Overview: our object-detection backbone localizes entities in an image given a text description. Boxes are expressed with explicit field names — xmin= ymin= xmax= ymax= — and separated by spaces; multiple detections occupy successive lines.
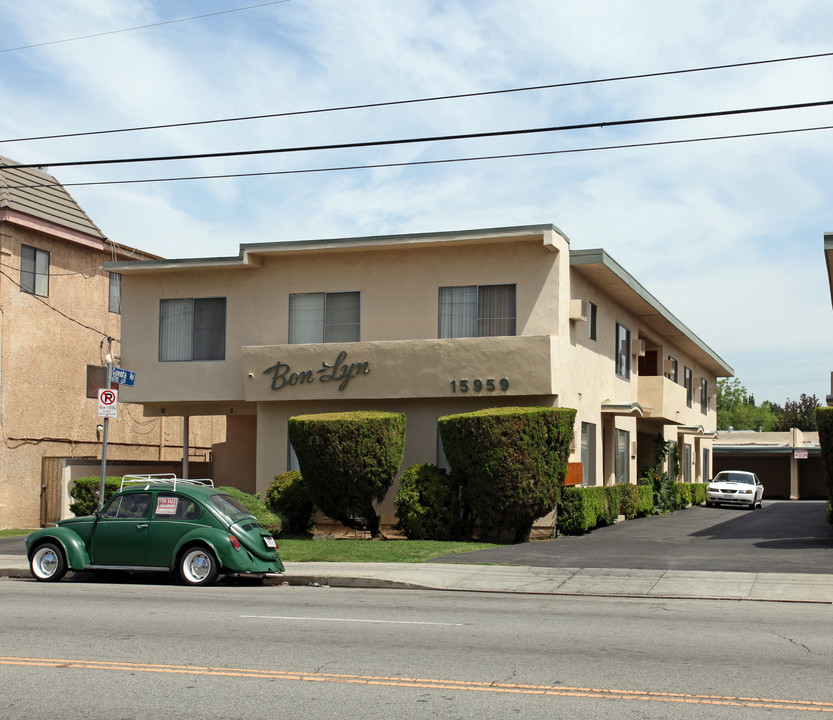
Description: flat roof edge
xmin=570 ymin=248 xmax=733 ymax=376
xmin=106 ymin=224 xmax=571 ymax=273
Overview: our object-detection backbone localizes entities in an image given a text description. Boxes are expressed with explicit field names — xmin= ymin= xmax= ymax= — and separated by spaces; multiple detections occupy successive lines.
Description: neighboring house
xmin=109 ymin=224 xmax=732 ymax=531
xmin=0 ymin=157 xmax=224 ymax=529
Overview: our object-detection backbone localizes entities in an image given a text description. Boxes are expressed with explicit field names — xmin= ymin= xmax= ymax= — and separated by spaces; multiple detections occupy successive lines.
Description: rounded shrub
xmin=394 ymin=463 xmax=461 ymax=540
xmin=266 ymin=471 xmax=315 ymax=535
xmin=69 ymin=477 xmax=121 ymax=516
xmin=439 ymin=406 xmax=576 ymax=542
xmin=289 ymin=411 xmax=406 ymax=538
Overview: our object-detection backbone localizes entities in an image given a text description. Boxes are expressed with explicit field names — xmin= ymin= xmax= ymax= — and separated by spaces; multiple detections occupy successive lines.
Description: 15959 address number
xmin=449 ymin=378 xmax=510 ymax=393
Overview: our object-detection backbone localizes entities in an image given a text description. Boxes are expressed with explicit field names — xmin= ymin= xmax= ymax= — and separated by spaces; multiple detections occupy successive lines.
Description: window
xmin=588 ymin=302 xmax=597 ymax=341
xmin=437 ymin=426 xmax=450 ymax=472
xmin=159 ymin=297 xmax=226 ymax=361
xmin=684 ymin=367 xmax=693 ymax=407
xmin=581 ymin=422 xmax=597 ymax=485
xmin=683 ymin=443 xmax=692 ymax=483
xmin=666 ymin=355 xmax=678 ymax=382
xmin=438 ymin=284 xmax=516 ymax=338
xmin=86 ymin=365 xmax=115 ymax=398
xmin=700 ymin=378 xmax=709 ymax=414
xmin=21 ymin=244 xmax=49 ymax=296
xmin=615 ymin=322 xmax=631 ymax=379
xmin=615 ymin=429 xmax=630 ymax=484
xmin=109 ymin=273 xmax=122 ymax=313
xmin=289 ymin=291 xmax=360 ymax=344
xmin=103 ymin=492 xmax=151 ymax=519
xmin=703 ymin=448 xmax=710 ymax=482
xmin=287 ymin=435 xmax=300 ymax=472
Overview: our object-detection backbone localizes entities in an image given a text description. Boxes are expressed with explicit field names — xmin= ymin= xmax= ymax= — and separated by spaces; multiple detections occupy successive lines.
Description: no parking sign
xmin=97 ymin=388 xmax=118 ymax=418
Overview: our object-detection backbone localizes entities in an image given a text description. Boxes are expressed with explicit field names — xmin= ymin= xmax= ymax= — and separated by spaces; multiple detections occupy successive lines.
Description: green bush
xmin=690 ymin=483 xmax=707 ymax=505
xmin=266 ymin=471 xmax=315 ymax=535
xmin=817 ymin=407 xmax=833 ymax=525
xmin=439 ymin=406 xmax=576 ymax=542
xmin=636 ymin=484 xmax=654 ymax=516
xmin=69 ymin=477 xmax=121 ymax=516
xmin=394 ymin=463 xmax=463 ymax=540
xmin=289 ymin=411 xmax=406 ymax=538
xmin=216 ymin=486 xmax=284 ymax=535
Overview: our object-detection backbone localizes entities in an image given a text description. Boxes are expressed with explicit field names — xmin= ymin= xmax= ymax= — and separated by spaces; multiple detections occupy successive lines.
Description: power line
xmin=4 ymin=123 xmax=832 ymax=190
xmin=0 ymin=1 xmax=292 ymax=54
xmin=3 ymin=99 xmax=832 ymax=172
xmin=2 ymin=50 xmax=833 ymax=145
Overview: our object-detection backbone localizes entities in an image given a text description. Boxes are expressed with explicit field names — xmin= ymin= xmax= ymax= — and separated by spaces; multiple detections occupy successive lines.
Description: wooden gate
xmin=40 ymin=457 xmax=64 ymax=526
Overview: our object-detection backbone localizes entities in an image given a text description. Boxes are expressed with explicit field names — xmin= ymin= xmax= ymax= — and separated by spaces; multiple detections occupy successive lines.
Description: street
xmin=2 ymin=578 xmax=832 ymax=719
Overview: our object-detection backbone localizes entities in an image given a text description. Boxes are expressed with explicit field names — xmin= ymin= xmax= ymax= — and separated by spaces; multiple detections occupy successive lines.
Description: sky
xmin=0 ymin=0 xmax=831 ymax=407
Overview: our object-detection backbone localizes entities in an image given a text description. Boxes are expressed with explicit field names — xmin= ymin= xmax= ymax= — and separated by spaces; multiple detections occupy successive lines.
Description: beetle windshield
xmin=209 ymin=493 xmax=251 ymax=517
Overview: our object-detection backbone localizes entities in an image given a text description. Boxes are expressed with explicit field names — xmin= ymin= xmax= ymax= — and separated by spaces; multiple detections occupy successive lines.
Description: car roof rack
xmin=120 ymin=474 xmax=215 ymax=491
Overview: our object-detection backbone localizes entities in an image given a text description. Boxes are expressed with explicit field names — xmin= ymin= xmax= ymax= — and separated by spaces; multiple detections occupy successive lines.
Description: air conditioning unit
xmin=633 ymin=339 xmax=646 ymax=357
xmin=569 ymin=299 xmax=588 ymax=322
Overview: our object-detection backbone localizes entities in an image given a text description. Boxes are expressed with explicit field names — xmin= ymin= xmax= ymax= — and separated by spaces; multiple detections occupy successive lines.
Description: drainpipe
xmin=182 ymin=416 xmax=190 ymax=479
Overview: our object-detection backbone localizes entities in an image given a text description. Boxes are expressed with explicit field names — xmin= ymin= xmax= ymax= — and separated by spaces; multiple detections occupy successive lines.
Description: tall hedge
xmin=288 ymin=411 xmax=406 ymax=538
xmin=438 ymin=406 xmax=576 ymax=542
xmin=816 ymin=407 xmax=833 ymax=525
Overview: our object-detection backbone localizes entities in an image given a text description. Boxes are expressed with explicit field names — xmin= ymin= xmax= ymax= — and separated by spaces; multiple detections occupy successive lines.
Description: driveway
xmin=432 ymin=500 xmax=833 ymax=574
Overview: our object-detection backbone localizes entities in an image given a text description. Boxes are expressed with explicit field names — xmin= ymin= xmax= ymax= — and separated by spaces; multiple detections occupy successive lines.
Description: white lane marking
xmin=241 ymin=615 xmax=463 ymax=626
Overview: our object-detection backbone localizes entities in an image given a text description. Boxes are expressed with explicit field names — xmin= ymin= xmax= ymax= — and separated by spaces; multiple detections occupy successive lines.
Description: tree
xmin=772 ymin=394 xmax=820 ymax=432
xmin=715 ymin=379 xmax=778 ymax=431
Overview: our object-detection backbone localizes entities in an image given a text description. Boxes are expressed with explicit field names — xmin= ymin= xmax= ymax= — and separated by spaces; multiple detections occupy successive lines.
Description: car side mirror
xmin=94 ymin=511 xmax=102 ymax=520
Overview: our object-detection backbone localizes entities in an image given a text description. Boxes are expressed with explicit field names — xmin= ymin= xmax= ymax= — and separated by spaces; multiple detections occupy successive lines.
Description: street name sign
xmin=111 ymin=367 xmax=136 ymax=386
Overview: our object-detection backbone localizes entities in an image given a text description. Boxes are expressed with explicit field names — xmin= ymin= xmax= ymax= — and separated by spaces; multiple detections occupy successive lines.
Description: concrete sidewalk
xmin=3 ymin=555 xmax=832 ymax=603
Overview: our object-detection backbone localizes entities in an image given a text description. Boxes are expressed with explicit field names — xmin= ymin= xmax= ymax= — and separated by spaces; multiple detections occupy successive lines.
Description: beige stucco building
xmin=109 ymin=224 xmax=732 ymax=529
xmin=0 ymin=157 xmax=224 ymax=529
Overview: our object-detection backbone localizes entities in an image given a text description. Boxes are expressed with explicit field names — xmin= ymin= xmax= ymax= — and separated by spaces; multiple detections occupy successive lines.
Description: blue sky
xmin=1 ymin=0 xmax=831 ymax=406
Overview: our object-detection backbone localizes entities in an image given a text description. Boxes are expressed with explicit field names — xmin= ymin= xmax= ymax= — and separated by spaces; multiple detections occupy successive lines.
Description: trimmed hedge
xmin=216 ymin=486 xmax=284 ymax=535
xmin=266 ymin=471 xmax=315 ymax=535
xmin=439 ymin=406 xmax=576 ymax=542
xmin=816 ymin=407 xmax=833 ymax=524
xmin=69 ymin=476 xmax=121 ymax=516
xmin=393 ymin=463 xmax=463 ymax=541
xmin=289 ymin=411 xmax=406 ymax=538
xmin=558 ymin=483 xmax=705 ymax=535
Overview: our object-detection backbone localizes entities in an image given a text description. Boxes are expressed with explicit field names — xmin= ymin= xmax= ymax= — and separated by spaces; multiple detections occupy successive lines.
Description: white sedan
xmin=706 ymin=471 xmax=764 ymax=509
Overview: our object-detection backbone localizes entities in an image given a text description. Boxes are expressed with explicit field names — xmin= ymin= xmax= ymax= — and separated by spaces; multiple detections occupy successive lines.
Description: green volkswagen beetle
xmin=26 ymin=475 xmax=285 ymax=586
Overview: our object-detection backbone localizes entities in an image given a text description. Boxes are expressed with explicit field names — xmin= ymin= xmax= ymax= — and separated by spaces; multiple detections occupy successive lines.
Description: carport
xmin=713 ymin=429 xmax=824 ymax=500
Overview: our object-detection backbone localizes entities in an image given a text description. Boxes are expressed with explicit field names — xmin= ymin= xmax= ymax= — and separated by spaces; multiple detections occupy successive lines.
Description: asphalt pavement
xmin=2 ymin=500 xmax=832 ymax=603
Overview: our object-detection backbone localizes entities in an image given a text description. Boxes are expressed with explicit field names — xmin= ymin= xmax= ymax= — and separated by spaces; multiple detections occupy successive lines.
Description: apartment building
xmin=0 ymin=157 xmax=224 ymax=528
xmin=108 ymin=224 xmax=732 ymax=529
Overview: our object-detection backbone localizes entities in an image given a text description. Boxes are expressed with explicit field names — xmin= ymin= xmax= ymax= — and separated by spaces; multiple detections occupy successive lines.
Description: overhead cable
xmin=5 ymin=123 xmax=832 ymax=189
xmin=2 ymin=50 xmax=833 ymax=144
xmin=3 ymin=98 xmax=833 ymax=172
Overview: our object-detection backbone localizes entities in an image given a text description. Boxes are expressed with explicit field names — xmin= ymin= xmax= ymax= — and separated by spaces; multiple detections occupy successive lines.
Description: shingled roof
xmin=0 ymin=156 xmax=107 ymax=240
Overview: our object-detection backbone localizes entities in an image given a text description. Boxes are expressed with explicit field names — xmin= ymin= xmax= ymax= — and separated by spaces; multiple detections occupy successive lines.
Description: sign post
xmin=98 ymin=355 xmax=114 ymax=509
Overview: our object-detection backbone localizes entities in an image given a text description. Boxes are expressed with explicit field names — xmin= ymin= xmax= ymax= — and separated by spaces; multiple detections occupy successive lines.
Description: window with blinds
xmin=438 ymin=284 xmax=516 ymax=338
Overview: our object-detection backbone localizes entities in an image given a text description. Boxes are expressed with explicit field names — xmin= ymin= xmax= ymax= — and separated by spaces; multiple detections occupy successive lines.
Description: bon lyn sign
xmin=263 ymin=350 xmax=370 ymax=392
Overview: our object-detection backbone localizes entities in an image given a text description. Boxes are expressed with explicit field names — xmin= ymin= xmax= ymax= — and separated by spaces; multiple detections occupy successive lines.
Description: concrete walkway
xmin=3 ymin=555 xmax=832 ymax=603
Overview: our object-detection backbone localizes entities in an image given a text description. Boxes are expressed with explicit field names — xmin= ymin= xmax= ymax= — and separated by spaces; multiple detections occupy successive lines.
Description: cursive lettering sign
xmin=263 ymin=350 xmax=371 ymax=392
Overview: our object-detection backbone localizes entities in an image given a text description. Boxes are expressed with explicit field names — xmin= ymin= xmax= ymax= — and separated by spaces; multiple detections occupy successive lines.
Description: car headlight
xmin=739 ymin=489 xmax=753 ymax=494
